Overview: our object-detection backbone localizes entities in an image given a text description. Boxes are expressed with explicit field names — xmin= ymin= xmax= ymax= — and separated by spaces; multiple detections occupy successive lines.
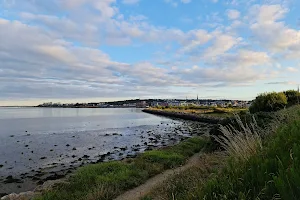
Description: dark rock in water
xmin=112 ymin=133 xmax=119 ymax=136
xmin=66 ymin=144 xmax=70 ymax=147
xmin=40 ymin=157 xmax=47 ymax=160
xmin=54 ymin=145 xmax=58 ymax=146
xmin=0 ymin=165 xmax=3 ymax=168
xmin=144 ymin=142 xmax=147 ymax=145
xmin=88 ymin=148 xmax=92 ymax=150
xmin=78 ymin=158 xmax=82 ymax=161
xmin=119 ymin=153 xmax=123 ymax=156
xmin=72 ymin=136 xmax=75 ymax=138
xmin=10 ymin=135 xmax=14 ymax=137
xmin=72 ymin=147 xmax=77 ymax=150
xmin=50 ymin=149 xmax=54 ymax=152
xmin=120 ymin=147 xmax=127 ymax=151
xmin=25 ymin=131 xmax=28 ymax=132
xmin=0 ymin=193 xmax=8 ymax=198
xmin=4 ymin=175 xmax=23 ymax=184
xmin=25 ymin=145 xmax=29 ymax=147
xmin=26 ymin=134 xmax=31 ymax=136
xmin=82 ymin=155 xmax=89 ymax=159
xmin=72 ymin=155 xmax=76 ymax=158
xmin=105 ymin=134 xmax=110 ymax=136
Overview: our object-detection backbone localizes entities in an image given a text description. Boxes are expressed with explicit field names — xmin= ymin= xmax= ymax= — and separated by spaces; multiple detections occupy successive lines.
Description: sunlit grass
xmin=34 ymin=137 xmax=208 ymax=200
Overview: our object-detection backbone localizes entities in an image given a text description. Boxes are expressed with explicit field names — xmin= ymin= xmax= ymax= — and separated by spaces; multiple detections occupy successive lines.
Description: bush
xmin=284 ymin=90 xmax=300 ymax=106
xmin=249 ymin=92 xmax=287 ymax=113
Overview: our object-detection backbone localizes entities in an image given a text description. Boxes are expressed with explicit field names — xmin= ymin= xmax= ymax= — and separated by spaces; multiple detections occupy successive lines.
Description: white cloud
xmin=286 ymin=67 xmax=299 ymax=72
xmin=202 ymin=33 xmax=242 ymax=59
xmin=227 ymin=9 xmax=240 ymax=20
xmin=250 ymin=4 xmax=300 ymax=59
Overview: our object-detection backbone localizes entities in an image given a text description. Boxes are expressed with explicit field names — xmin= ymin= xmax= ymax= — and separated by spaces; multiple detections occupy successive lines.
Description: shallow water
xmin=0 ymin=107 xmax=210 ymax=194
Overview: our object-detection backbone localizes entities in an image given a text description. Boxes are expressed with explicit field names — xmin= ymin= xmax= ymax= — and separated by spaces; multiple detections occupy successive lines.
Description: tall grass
xmin=213 ymin=114 xmax=263 ymax=161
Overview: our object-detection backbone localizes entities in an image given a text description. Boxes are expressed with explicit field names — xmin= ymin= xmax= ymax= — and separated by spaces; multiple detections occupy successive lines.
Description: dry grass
xmin=213 ymin=114 xmax=263 ymax=161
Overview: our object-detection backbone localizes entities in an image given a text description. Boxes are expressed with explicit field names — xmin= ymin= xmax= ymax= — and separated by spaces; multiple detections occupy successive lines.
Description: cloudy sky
xmin=0 ymin=0 xmax=300 ymax=106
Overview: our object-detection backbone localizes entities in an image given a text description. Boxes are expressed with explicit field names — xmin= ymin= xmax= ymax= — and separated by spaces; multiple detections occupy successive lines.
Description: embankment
xmin=142 ymin=109 xmax=223 ymax=124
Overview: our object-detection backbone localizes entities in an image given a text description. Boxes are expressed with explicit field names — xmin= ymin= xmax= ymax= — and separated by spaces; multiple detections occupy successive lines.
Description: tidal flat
xmin=0 ymin=107 xmax=212 ymax=195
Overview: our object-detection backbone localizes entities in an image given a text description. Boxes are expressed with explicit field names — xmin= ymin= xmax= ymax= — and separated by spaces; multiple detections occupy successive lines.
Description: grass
xmin=142 ymin=105 xmax=300 ymax=200
xmin=199 ymin=120 xmax=300 ymax=200
xmin=34 ymin=137 xmax=208 ymax=200
xmin=149 ymin=106 xmax=247 ymax=118
xmin=141 ymin=152 xmax=226 ymax=200
xmin=213 ymin=114 xmax=263 ymax=161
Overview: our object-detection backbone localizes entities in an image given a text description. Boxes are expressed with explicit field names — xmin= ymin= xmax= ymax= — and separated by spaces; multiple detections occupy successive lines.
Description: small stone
xmin=40 ymin=157 xmax=47 ymax=160
xmin=66 ymin=144 xmax=70 ymax=147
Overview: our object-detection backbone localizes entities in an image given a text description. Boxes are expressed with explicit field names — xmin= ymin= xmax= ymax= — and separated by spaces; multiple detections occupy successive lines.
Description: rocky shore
xmin=0 ymin=120 xmax=213 ymax=200
xmin=142 ymin=109 xmax=224 ymax=124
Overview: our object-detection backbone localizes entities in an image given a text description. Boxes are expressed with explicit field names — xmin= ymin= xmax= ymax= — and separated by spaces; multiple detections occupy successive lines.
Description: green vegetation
xmin=34 ymin=137 xmax=208 ymax=200
xmin=142 ymin=105 xmax=300 ymax=200
xmin=199 ymin=119 xmax=300 ymax=200
xmin=250 ymin=90 xmax=300 ymax=113
xmin=249 ymin=92 xmax=287 ymax=113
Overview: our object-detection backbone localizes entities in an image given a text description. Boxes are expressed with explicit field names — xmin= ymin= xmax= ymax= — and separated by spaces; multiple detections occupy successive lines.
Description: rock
xmin=72 ymin=147 xmax=76 ymax=150
xmin=0 ymin=165 xmax=3 ymax=168
xmin=40 ymin=157 xmax=47 ymax=160
xmin=9 ymin=135 xmax=14 ymax=138
xmin=0 ymin=192 xmax=35 ymax=200
xmin=4 ymin=176 xmax=22 ymax=184
xmin=66 ymin=144 xmax=70 ymax=147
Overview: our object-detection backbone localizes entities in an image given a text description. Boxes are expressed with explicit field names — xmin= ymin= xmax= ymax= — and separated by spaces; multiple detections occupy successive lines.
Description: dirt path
xmin=114 ymin=152 xmax=203 ymax=200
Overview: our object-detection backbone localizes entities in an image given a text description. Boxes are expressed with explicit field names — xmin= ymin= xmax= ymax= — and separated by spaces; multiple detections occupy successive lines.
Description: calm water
xmin=0 ymin=107 xmax=204 ymax=194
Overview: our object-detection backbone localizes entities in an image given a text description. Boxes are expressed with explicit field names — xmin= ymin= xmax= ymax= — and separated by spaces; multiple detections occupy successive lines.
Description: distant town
xmin=37 ymin=96 xmax=252 ymax=108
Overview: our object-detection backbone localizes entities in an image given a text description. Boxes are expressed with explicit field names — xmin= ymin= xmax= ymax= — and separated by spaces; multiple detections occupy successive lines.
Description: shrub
xmin=284 ymin=90 xmax=300 ymax=106
xmin=249 ymin=92 xmax=287 ymax=113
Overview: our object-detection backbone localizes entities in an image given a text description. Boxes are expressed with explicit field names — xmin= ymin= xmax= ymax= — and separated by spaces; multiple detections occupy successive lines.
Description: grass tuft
xmin=213 ymin=114 xmax=263 ymax=161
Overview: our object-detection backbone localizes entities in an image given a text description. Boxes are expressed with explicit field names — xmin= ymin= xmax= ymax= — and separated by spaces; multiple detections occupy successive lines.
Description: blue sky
xmin=0 ymin=0 xmax=300 ymax=106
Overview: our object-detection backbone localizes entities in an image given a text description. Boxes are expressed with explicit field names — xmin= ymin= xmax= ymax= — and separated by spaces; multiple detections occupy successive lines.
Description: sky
xmin=0 ymin=0 xmax=300 ymax=106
